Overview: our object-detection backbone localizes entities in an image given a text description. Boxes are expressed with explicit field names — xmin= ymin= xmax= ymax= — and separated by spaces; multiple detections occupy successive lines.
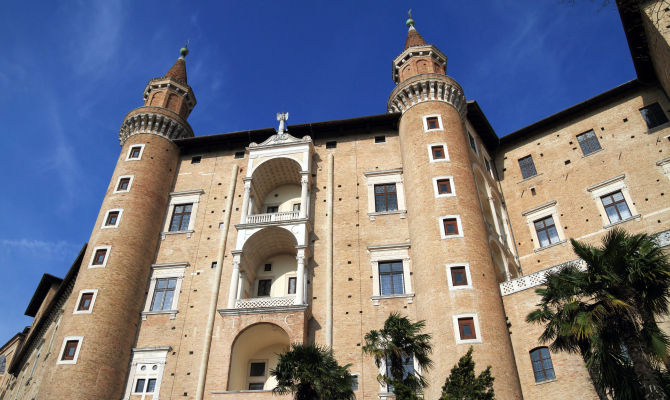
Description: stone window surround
xmin=161 ymin=189 xmax=204 ymax=238
xmin=247 ymin=359 xmax=269 ymax=389
xmin=113 ymin=174 xmax=134 ymax=194
xmin=586 ymin=174 xmax=639 ymax=227
xmin=427 ymin=142 xmax=450 ymax=163
xmin=439 ymin=215 xmax=464 ymax=239
xmin=125 ymin=144 xmax=145 ymax=161
xmin=367 ymin=243 xmax=413 ymax=305
xmin=521 ymin=201 xmax=566 ymax=251
xmin=432 ymin=176 xmax=456 ymax=198
xmin=363 ymin=169 xmax=407 ymax=220
xmin=72 ymin=289 xmax=98 ymax=315
xmin=452 ymin=313 xmax=482 ymax=344
xmin=446 ymin=263 xmax=472 ymax=290
xmin=88 ymin=245 xmax=111 ymax=268
xmin=56 ymin=336 xmax=83 ymax=365
xmin=101 ymin=209 xmax=123 ymax=229
xmin=141 ymin=262 xmax=188 ymax=320
xmin=123 ymin=346 xmax=170 ymax=400
xmin=422 ymin=114 xmax=444 ymax=132
xmin=657 ymin=157 xmax=670 ymax=180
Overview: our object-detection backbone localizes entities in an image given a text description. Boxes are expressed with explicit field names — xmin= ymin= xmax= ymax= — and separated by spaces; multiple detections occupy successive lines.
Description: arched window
xmin=530 ymin=347 xmax=555 ymax=382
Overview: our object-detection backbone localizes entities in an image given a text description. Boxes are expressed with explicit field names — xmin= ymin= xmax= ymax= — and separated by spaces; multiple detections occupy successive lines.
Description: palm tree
xmin=270 ymin=343 xmax=356 ymax=400
xmin=362 ymin=312 xmax=433 ymax=399
xmin=527 ymin=228 xmax=670 ymax=400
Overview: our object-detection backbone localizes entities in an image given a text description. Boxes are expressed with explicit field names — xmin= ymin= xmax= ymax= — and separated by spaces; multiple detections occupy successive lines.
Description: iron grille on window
xmin=639 ymin=103 xmax=669 ymax=129
xmin=577 ymin=130 xmax=602 ymax=156
xmin=379 ymin=261 xmax=404 ymax=295
xmin=530 ymin=347 xmax=556 ymax=382
xmin=150 ymin=278 xmax=177 ymax=311
xmin=169 ymin=204 xmax=192 ymax=232
xmin=518 ymin=155 xmax=537 ymax=179
xmin=374 ymin=184 xmax=398 ymax=212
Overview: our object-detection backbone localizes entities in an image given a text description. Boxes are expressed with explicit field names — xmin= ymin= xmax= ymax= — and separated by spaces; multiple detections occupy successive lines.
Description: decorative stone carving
xmin=387 ymin=73 xmax=466 ymax=116
xmin=118 ymin=106 xmax=194 ymax=145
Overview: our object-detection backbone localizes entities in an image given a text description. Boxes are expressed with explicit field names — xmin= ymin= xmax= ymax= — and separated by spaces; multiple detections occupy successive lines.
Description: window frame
xmin=586 ymin=174 xmax=639 ymax=227
xmin=142 ymin=262 xmax=187 ymax=319
xmin=256 ymin=278 xmax=272 ymax=297
xmin=161 ymin=190 xmax=204 ymax=237
xmin=124 ymin=347 xmax=169 ymax=400
xmin=439 ymin=215 xmax=464 ymax=239
xmin=639 ymin=102 xmax=669 ymax=130
xmin=101 ymin=209 xmax=123 ymax=229
xmin=73 ymin=289 xmax=98 ymax=315
xmin=168 ymin=203 xmax=193 ymax=232
xmin=518 ymin=155 xmax=537 ymax=180
xmin=125 ymin=144 xmax=145 ymax=161
xmin=113 ymin=175 xmax=134 ymax=193
xmin=446 ymin=263 xmax=472 ymax=290
xmin=533 ymin=216 xmax=561 ymax=248
xmin=432 ymin=176 xmax=456 ymax=198
xmin=56 ymin=336 xmax=83 ymax=365
xmin=576 ymin=129 xmax=602 ymax=156
xmin=367 ymin=244 xmax=413 ymax=304
xmin=522 ymin=201 xmax=566 ymax=251
xmin=530 ymin=347 xmax=556 ymax=383
xmin=378 ymin=260 xmax=405 ymax=296
xmin=422 ymin=114 xmax=443 ymax=132
xmin=453 ymin=314 xmax=482 ymax=344
xmin=374 ymin=183 xmax=398 ymax=213
xmin=149 ymin=278 xmax=179 ymax=312
xmin=287 ymin=276 xmax=297 ymax=295
xmin=363 ymin=169 xmax=407 ymax=219
xmin=600 ymin=191 xmax=633 ymax=225
xmin=247 ymin=359 xmax=268 ymax=390
xmin=88 ymin=245 xmax=111 ymax=268
xmin=427 ymin=142 xmax=449 ymax=162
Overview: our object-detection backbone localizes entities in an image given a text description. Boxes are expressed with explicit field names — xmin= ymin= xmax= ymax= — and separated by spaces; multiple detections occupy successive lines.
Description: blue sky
xmin=0 ymin=1 xmax=634 ymax=342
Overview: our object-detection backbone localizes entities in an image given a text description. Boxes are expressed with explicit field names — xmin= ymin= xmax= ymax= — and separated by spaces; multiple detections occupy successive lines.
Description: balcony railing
xmin=235 ymin=296 xmax=296 ymax=309
xmin=246 ymin=211 xmax=299 ymax=224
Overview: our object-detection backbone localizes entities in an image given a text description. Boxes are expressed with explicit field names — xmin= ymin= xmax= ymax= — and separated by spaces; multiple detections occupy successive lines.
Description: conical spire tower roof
xmin=404 ymin=26 xmax=427 ymax=50
xmin=164 ymin=46 xmax=189 ymax=84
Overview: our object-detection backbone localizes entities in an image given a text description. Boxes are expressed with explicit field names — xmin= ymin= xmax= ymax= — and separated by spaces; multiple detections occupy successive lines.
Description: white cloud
xmin=0 ymin=239 xmax=80 ymax=259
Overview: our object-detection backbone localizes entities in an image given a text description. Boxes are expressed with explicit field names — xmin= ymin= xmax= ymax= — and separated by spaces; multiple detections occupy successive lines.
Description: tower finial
xmin=406 ymin=9 xmax=415 ymax=28
xmin=179 ymin=41 xmax=189 ymax=60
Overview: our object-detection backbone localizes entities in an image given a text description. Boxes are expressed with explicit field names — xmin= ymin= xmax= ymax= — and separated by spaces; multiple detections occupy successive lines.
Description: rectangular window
xmin=426 ymin=117 xmax=439 ymax=130
xmin=250 ymin=362 xmax=266 ymax=377
xmin=458 ymin=317 xmax=476 ymax=340
xmin=530 ymin=347 xmax=556 ymax=383
xmin=61 ymin=340 xmax=79 ymax=361
xmin=117 ymin=177 xmax=131 ymax=191
xmin=431 ymin=145 xmax=445 ymax=160
xmin=484 ymin=158 xmax=492 ymax=172
xmin=292 ymin=203 xmax=300 ymax=212
xmin=169 ymin=204 xmax=192 ymax=232
xmin=379 ymin=261 xmax=404 ymax=295
xmin=234 ymin=151 xmax=245 ymax=159
xmin=534 ymin=216 xmax=560 ymax=247
xmin=385 ymin=356 xmax=414 ymax=392
xmin=129 ymin=146 xmax=142 ymax=159
xmin=257 ymin=279 xmax=272 ymax=297
xmin=577 ymin=130 xmax=602 ymax=156
xmin=450 ymin=266 xmax=468 ymax=287
xmin=374 ymin=184 xmax=398 ymax=212
xmin=135 ymin=379 xmax=146 ymax=393
xmin=92 ymin=249 xmax=107 ymax=265
xmin=211 ymin=262 xmax=217 ymax=269
xmin=266 ymin=206 xmax=279 ymax=213
xmin=77 ymin=293 xmax=94 ymax=311
xmin=264 ymin=263 xmax=272 ymax=271
xmin=436 ymin=179 xmax=452 ymax=195
xmin=518 ymin=155 xmax=537 ymax=179
xmin=326 ymin=141 xmax=337 ymax=149
xmin=375 ymin=135 xmax=386 ymax=143
xmin=443 ymin=218 xmax=459 ymax=235
xmin=248 ymin=383 xmax=264 ymax=390
xmin=150 ymin=278 xmax=177 ymax=311
xmin=191 ymin=156 xmax=201 ymax=164
xmin=288 ymin=277 xmax=297 ymax=294
xmin=146 ymin=378 xmax=156 ymax=393
xmin=468 ymin=133 xmax=477 ymax=153
xmin=105 ymin=211 xmax=119 ymax=226
xmin=640 ymin=103 xmax=669 ymax=129
xmin=601 ymin=191 xmax=632 ymax=223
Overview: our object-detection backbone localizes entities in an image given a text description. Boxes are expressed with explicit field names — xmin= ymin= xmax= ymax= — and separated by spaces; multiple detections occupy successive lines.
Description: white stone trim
xmin=446 ymin=263 xmax=472 ymax=290
xmin=142 ymin=262 xmax=188 ymax=319
xmin=586 ymin=174 xmax=638 ymax=227
xmin=366 ymin=243 xmax=413 ymax=304
xmin=72 ymin=289 xmax=98 ymax=315
xmin=500 ymin=259 xmax=584 ymax=296
xmin=113 ymin=175 xmax=134 ymax=193
xmin=123 ymin=347 xmax=170 ymax=400
xmin=363 ymin=169 xmax=406 ymax=218
xmin=657 ymin=157 xmax=670 ymax=180
xmin=101 ymin=208 xmax=123 ymax=229
xmin=439 ymin=215 xmax=464 ymax=239
xmin=161 ymin=189 xmax=204 ymax=236
xmin=56 ymin=336 xmax=83 ymax=365
xmin=422 ymin=114 xmax=444 ymax=132
xmin=432 ymin=176 xmax=456 ymax=198
xmin=427 ymin=142 xmax=449 ymax=162
xmin=522 ymin=201 xmax=565 ymax=250
xmin=453 ymin=313 xmax=482 ymax=344
xmin=88 ymin=245 xmax=111 ymax=268
xmin=125 ymin=144 xmax=145 ymax=161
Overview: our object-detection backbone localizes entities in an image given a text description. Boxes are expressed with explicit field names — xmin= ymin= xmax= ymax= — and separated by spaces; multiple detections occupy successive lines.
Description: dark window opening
xmin=257 ymin=279 xmax=272 ymax=297
xmin=117 ymin=177 xmax=131 ymax=191
xmin=426 ymin=116 xmax=439 ymax=130
xmin=61 ymin=340 xmax=79 ymax=361
xmin=431 ymin=145 xmax=445 ymax=160
xmin=518 ymin=155 xmax=537 ymax=179
xmin=77 ymin=293 xmax=94 ymax=311
xmin=639 ymin=103 xmax=668 ymax=129
xmin=105 ymin=211 xmax=119 ymax=226
xmin=234 ymin=151 xmax=245 ymax=159
xmin=450 ymin=266 xmax=468 ymax=286
xmin=375 ymin=136 xmax=386 ymax=143
xmin=92 ymin=249 xmax=107 ymax=265
xmin=443 ymin=218 xmax=459 ymax=236
xmin=577 ymin=130 xmax=602 ymax=156
xmin=129 ymin=146 xmax=142 ymax=159
xmin=326 ymin=141 xmax=337 ymax=149
xmin=191 ymin=156 xmax=201 ymax=164
xmin=436 ymin=179 xmax=452 ymax=195
xmin=458 ymin=317 xmax=476 ymax=340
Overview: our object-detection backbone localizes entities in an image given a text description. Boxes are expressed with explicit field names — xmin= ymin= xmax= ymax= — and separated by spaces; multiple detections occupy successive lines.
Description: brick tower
xmin=40 ymin=47 xmax=196 ymax=399
xmin=387 ymin=16 xmax=524 ymax=399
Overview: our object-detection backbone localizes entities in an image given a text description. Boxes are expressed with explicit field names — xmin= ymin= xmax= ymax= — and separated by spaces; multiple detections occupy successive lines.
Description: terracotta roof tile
xmin=165 ymin=58 xmax=187 ymax=84
xmin=404 ymin=27 xmax=427 ymax=50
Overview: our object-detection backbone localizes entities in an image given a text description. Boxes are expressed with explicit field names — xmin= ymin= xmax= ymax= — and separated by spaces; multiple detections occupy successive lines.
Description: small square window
xmin=264 ymin=263 xmax=272 ymax=272
xmin=534 ymin=216 xmax=560 ymax=247
xmin=105 ymin=211 xmax=120 ymax=227
xmin=117 ymin=177 xmax=131 ymax=191
xmin=436 ymin=179 xmax=452 ymax=195
xmin=211 ymin=262 xmax=217 ymax=269
xmin=326 ymin=141 xmax=337 ymax=149
xmin=518 ymin=155 xmax=537 ymax=179
xmin=266 ymin=206 xmax=279 ymax=213
xmin=169 ymin=204 xmax=192 ymax=232
xmin=250 ymin=362 xmax=266 ymax=377
xmin=443 ymin=218 xmax=459 ymax=235
xmin=292 ymin=203 xmax=301 ymax=212
xmin=129 ymin=146 xmax=142 ymax=159
xmin=450 ymin=267 xmax=467 ymax=286
xmin=640 ymin=103 xmax=669 ymax=129
xmin=288 ymin=277 xmax=297 ymax=294
xmin=77 ymin=293 xmax=94 ymax=311
xmin=92 ymin=249 xmax=107 ymax=265
xmin=61 ymin=340 xmax=79 ymax=361
xmin=248 ymin=383 xmax=264 ymax=390
xmin=431 ymin=145 xmax=445 ymax=160
xmin=374 ymin=136 xmax=386 ymax=143
xmin=458 ymin=317 xmax=476 ymax=340
xmin=257 ymin=279 xmax=272 ymax=297
xmin=374 ymin=184 xmax=398 ymax=212
xmin=426 ymin=117 xmax=439 ymax=130
xmin=577 ymin=130 xmax=602 ymax=156
xmin=234 ymin=151 xmax=245 ymax=159
xmin=191 ymin=156 xmax=201 ymax=164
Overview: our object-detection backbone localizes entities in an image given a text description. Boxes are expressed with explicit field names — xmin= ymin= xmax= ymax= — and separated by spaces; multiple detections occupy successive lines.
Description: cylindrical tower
xmin=388 ymin=19 xmax=523 ymax=399
xmin=40 ymin=48 xmax=196 ymax=400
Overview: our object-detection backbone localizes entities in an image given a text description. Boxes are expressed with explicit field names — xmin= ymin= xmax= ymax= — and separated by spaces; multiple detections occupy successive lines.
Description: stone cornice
xmin=392 ymin=44 xmax=447 ymax=83
xmin=387 ymin=74 xmax=466 ymax=116
xmin=119 ymin=106 xmax=194 ymax=145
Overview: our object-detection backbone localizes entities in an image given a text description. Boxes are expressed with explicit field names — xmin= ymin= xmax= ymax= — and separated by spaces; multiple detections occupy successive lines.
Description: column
xmin=227 ymin=254 xmax=242 ymax=308
xmin=237 ymin=272 xmax=246 ymax=300
xmin=240 ymin=178 xmax=252 ymax=224
xmin=295 ymin=247 xmax=306 ymax=305
xmin=299 ymin=172 xmax=309 ymax=218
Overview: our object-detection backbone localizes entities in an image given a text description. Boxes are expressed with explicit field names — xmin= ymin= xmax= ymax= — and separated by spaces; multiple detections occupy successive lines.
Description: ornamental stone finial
xmin=276 ymin=112 xmax=289 ymax=134
xmin=179 ymin=40 xmax=189 ymax=60
xmin=406 ymin=9 xmax=415 ymax=28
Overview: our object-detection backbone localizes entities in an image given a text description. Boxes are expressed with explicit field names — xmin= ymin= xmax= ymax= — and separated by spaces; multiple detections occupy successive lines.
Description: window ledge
xmin=516 ymin=173 xmax=543 ymax=184
xmin=534 ymin=378 xmax=558 ymax=386
xmin=534 ymin=240 xmax=567 ymax=253
xmin=603 ymin=214 xmax=641 ymax=229
xmin=646 ymin=122 xmax=670 ymax=134
xmin=371 ymin=293 xmax=414 ymax=306
xmin=211 ymin=390 xmax=274 ymax=394
xmin=582 ymin=148 xmax=604 ymax=158
xmin=368 ymin=210 xmax=407 ymax=220
xmin=160 ymin=230 xmax=194 ymax=240
xmin=141 ymin=310 xmax=178 ymax=320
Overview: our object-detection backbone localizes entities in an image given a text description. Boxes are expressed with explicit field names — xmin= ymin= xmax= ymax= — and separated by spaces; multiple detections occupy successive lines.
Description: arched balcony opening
xmin=241 ymin=157 xmax=310 ymax=224
xmin=489 ymin=239 xmax=509 ymax=283
xmin=228 ymin=323 xmax=290 ymax=391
